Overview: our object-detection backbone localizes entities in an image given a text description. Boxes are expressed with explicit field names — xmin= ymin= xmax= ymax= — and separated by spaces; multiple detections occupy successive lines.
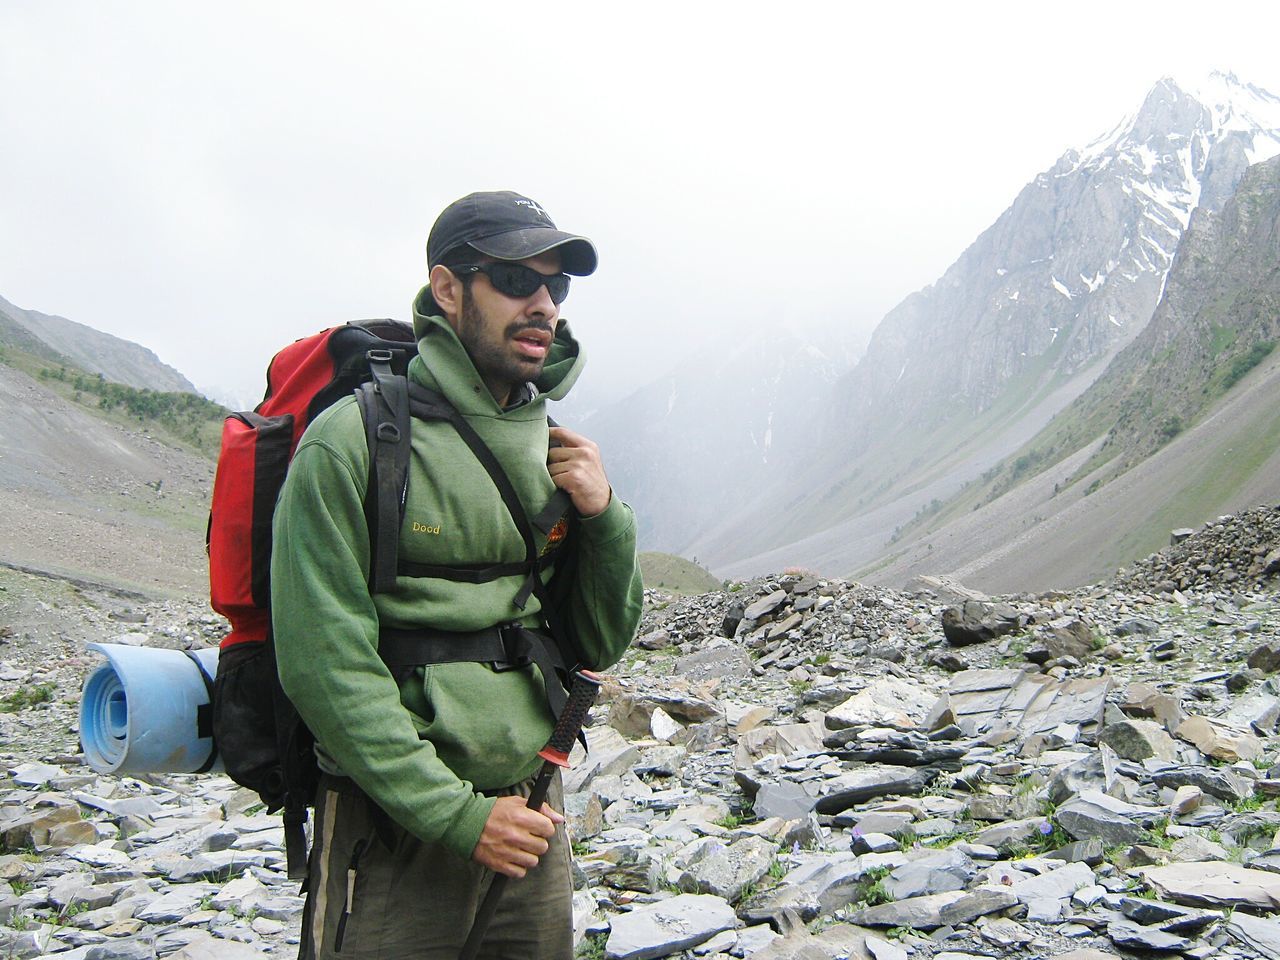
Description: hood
xmin=410 ymin=285 xmax=585 ymax=413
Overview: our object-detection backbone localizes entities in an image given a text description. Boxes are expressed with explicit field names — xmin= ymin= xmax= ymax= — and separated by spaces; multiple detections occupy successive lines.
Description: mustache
xmin=505 ymin=320 xmax=555 ymax=338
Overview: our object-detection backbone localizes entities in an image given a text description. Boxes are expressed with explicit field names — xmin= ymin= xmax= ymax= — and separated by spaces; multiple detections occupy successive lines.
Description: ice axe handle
xmin=458 ymin=670 xmax=601 ymax=960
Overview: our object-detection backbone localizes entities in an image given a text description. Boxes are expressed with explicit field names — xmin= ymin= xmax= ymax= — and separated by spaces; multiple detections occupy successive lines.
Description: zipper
xmin=333 ymin=838 xmax=367 ymax=953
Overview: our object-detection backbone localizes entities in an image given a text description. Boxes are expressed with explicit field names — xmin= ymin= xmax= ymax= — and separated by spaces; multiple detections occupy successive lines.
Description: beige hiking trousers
xmin=297 ymin=773 xmax=572 ymax=960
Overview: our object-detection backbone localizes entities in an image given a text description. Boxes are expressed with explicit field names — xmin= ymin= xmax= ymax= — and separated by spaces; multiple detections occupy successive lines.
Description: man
xmin=271 ymin=191 xmax=643 ymax=959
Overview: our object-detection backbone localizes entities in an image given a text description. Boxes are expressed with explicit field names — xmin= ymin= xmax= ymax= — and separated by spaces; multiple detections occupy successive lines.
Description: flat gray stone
xmin=86 ymin=940 xmax=156 ymax=960
xmin=1009 ymin=860 xmax=1096 ymax=904
xmin=847 ymin=891 xmax=966 ymax=930
xmin=166 ymin=932 xmax=263 ymax=959
xmin=677 ymin=834 xmax=776 ymax=902
xmin=1098 ymin=718 xmax=1179 ymax=762
xmin=884 ymin=848 xmax=975 ymax=900
xmin=826 ymin=678 xmax=936 ymax=731
xmin=744 ymin=591 xmax=788 ymax=621
xmin=134 ymin=887 xmax=216 ymax=923
xmin=1140 ymin=861 xmax=1280 ymax=910
xmin=1226 ymin=911 xmax=1280 ymax=958
xmin=946 ymin=670 xmax=1110 ymax=743
xmin=565 ymin=726 xmax=641 ymax=794
xmin=1118 ymin=897 xmax=1219 ymax=932
xmin=973 ymin=816 xmax=1046 ymax=851
xmin=1106 ymin=918 xmax=1189 ymax=953
xmin=753 ymin=781 xmax=818 ymax=821
xmin=11 ymin=763 xmax=67 ymax=787
xmin=605 ymin=893 xmax=737 ymax=960
xmin=938 ymin=889 xmax=1021 ymax=925
xmin=1055 ymin=792 xmax=1152 ymax=845
xmin=813 ymin=766 xmax=934 ymax=814
xmin=865 ymin=934 xmax=909 ymax=960
xmin=1149 ymin=764 xmax=1253 ymax=802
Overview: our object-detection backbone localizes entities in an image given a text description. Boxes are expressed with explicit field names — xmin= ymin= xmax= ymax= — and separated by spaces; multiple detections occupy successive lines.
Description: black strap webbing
xmin=397 ymin=553 xmax=557 ymax=583
xmin=283 ymin=799 xmax=309 ymax=881
xmin=378 ymin=624 xmax=569 ymax=720
xmin=531 ymin=490 xmax=572 ymax=536
xmin=358 ymin=353 xmax=411 ymax=594
xmin=407 ymin=383 xmax=545 ymax=610
xmin=184 ymin=651 xmax=219 ymax=775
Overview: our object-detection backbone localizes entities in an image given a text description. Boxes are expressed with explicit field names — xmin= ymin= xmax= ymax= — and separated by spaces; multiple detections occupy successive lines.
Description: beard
xmin=457 ymin=292 xmax=552 ymax=398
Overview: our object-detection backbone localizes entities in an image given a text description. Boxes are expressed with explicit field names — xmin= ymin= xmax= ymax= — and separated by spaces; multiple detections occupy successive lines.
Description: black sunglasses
xmin=449 ymin=262 xmax=572 ymax=304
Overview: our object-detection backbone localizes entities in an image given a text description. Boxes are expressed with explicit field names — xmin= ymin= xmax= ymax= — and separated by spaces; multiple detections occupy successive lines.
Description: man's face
xmin=454 ymin=250 xmax=564 ymax=404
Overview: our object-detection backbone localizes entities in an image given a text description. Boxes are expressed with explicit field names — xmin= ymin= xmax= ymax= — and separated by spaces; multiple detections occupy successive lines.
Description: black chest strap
xmin=406 ymin=383 xmax=567 ymax=612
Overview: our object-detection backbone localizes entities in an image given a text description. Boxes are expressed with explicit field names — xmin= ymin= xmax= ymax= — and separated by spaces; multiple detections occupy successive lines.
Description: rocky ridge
xmin=0 ymin=506 xmax=1279 ymax=958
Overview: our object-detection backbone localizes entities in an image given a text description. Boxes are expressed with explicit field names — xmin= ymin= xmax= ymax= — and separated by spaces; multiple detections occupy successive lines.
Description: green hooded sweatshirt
xmin=272 ymin=288 xmax=642 ymax=861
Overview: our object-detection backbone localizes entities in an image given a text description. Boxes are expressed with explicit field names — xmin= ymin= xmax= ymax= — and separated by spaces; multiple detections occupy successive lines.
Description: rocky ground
xmin=1 ymin=506 xmax=1279 ymax=958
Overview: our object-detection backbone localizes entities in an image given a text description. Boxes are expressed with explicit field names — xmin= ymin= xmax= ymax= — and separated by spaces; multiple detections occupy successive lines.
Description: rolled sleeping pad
xmin=80 ymin=643 xmax=223 ymax=774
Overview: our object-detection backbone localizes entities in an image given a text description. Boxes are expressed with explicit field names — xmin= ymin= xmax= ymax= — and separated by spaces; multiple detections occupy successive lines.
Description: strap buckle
xmin=491 ymin=623 xmax=533 ymax=672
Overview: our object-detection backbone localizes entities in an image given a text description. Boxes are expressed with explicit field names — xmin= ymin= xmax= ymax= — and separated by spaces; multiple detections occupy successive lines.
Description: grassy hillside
xmin=860 ymin=345 xmax=1280 ymax=592
xmin=639 ymin=552 xmax=722 ymax=594
xmin=0 ymin=334 xmax=226 ymax=458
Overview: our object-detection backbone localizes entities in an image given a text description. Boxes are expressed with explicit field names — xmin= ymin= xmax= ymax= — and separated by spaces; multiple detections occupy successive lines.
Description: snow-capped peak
xmin=1074 ymin=71 xmax=1280 ymax=169
xmin=1171 ymin=70 xmax=1280 ymax=163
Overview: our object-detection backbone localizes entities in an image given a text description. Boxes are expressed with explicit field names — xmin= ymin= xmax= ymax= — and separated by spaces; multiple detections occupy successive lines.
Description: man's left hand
xmin=547 ymin=426 xmax=612 ymax=518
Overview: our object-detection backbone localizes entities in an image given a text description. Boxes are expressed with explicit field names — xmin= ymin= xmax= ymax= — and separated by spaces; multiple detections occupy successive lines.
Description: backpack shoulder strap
xmin=356 ymin=351 xmax=411 ymax=594
xmin=404 ymin=382 xmax=588 ymax=672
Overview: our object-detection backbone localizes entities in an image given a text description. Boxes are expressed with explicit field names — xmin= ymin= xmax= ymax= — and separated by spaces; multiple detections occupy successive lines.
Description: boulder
xmin=825 ymin=677 xmax=936 ymax=731
xmin=1175 ymin=715 xmax=1264 ymax=763
xmin=940 ymin=601 xmax=1024 ymax=647
xmin=1098 ymin=718 xmax=1180 ymax=762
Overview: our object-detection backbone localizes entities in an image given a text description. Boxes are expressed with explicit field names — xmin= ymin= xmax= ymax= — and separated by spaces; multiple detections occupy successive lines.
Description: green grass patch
xmin=1209 ymin=323 xmax=1238 ymax=357
xmin=638 ymin=552 xmax=722 ymax=595
xmin=1221 ymin=340 xmax=1275 ymax=392
xmin=854 ymin=865 xmax=895 ymax=908
xmin=0 ymin=683 xmax=55 ymax=712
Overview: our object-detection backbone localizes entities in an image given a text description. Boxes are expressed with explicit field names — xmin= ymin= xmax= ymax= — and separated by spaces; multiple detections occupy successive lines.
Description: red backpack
xmin=207 ymin=318 xmax=416 ymax=876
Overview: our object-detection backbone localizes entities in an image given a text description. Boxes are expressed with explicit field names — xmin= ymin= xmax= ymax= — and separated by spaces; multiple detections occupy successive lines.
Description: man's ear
xmin=429 ymin=264 xmax=464 ymax=328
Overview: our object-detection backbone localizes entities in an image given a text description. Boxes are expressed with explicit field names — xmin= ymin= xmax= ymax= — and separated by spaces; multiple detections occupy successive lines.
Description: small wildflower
xmin=1039 ymin=820 xmax=1053 ymax=835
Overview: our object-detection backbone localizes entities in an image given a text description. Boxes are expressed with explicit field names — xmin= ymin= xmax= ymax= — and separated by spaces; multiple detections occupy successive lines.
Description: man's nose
xmin=524 ymin=281 xmax=558 ymax=318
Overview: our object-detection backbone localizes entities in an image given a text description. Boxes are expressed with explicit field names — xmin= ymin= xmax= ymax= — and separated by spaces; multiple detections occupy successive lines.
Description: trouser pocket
xmin=333 ymin=837 xmax=368 ymax=953
xmin=303 ymin=785 xmax=389 ymax=959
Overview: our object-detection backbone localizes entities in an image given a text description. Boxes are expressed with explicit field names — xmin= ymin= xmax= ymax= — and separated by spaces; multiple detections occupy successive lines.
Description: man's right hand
xmin=471 ymin=795 xmax=564 ymax=878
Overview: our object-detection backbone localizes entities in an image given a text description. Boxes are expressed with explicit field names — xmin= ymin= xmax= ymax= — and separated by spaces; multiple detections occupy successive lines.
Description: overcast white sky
xmin=4 ymin=2 xmax=1280 ymax=407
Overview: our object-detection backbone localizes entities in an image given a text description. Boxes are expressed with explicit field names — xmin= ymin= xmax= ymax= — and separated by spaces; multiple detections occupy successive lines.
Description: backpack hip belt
xmin=377 ymin=622 xmax=570 ymax=719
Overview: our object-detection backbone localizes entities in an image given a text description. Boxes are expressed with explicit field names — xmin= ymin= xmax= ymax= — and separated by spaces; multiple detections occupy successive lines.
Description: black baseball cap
xmin=427 ymin=191 xmax=598 ymax=276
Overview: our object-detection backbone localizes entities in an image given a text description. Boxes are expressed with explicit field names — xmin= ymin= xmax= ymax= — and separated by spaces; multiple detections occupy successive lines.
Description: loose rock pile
xmin=0 ymin=506 xmax=1278 ymax=958
xmin=1115 ymin=504 xmax=1280 ymax=594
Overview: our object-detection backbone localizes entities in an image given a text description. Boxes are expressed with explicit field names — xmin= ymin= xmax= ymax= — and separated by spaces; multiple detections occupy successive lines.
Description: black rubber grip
xmin=546 ymin=671 xmax=601 ymax=756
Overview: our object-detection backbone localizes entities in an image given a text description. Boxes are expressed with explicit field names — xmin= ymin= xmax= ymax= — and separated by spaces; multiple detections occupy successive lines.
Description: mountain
xmin=678 ymin=72 xmax=1280 ymax=579
xmin=564 ymin=327 xmax=859 ymax=553
xmin=863 ymin=152 xmax=1280 ymax=592
xmin=0 ymin=293 xmax=196 ymax=394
